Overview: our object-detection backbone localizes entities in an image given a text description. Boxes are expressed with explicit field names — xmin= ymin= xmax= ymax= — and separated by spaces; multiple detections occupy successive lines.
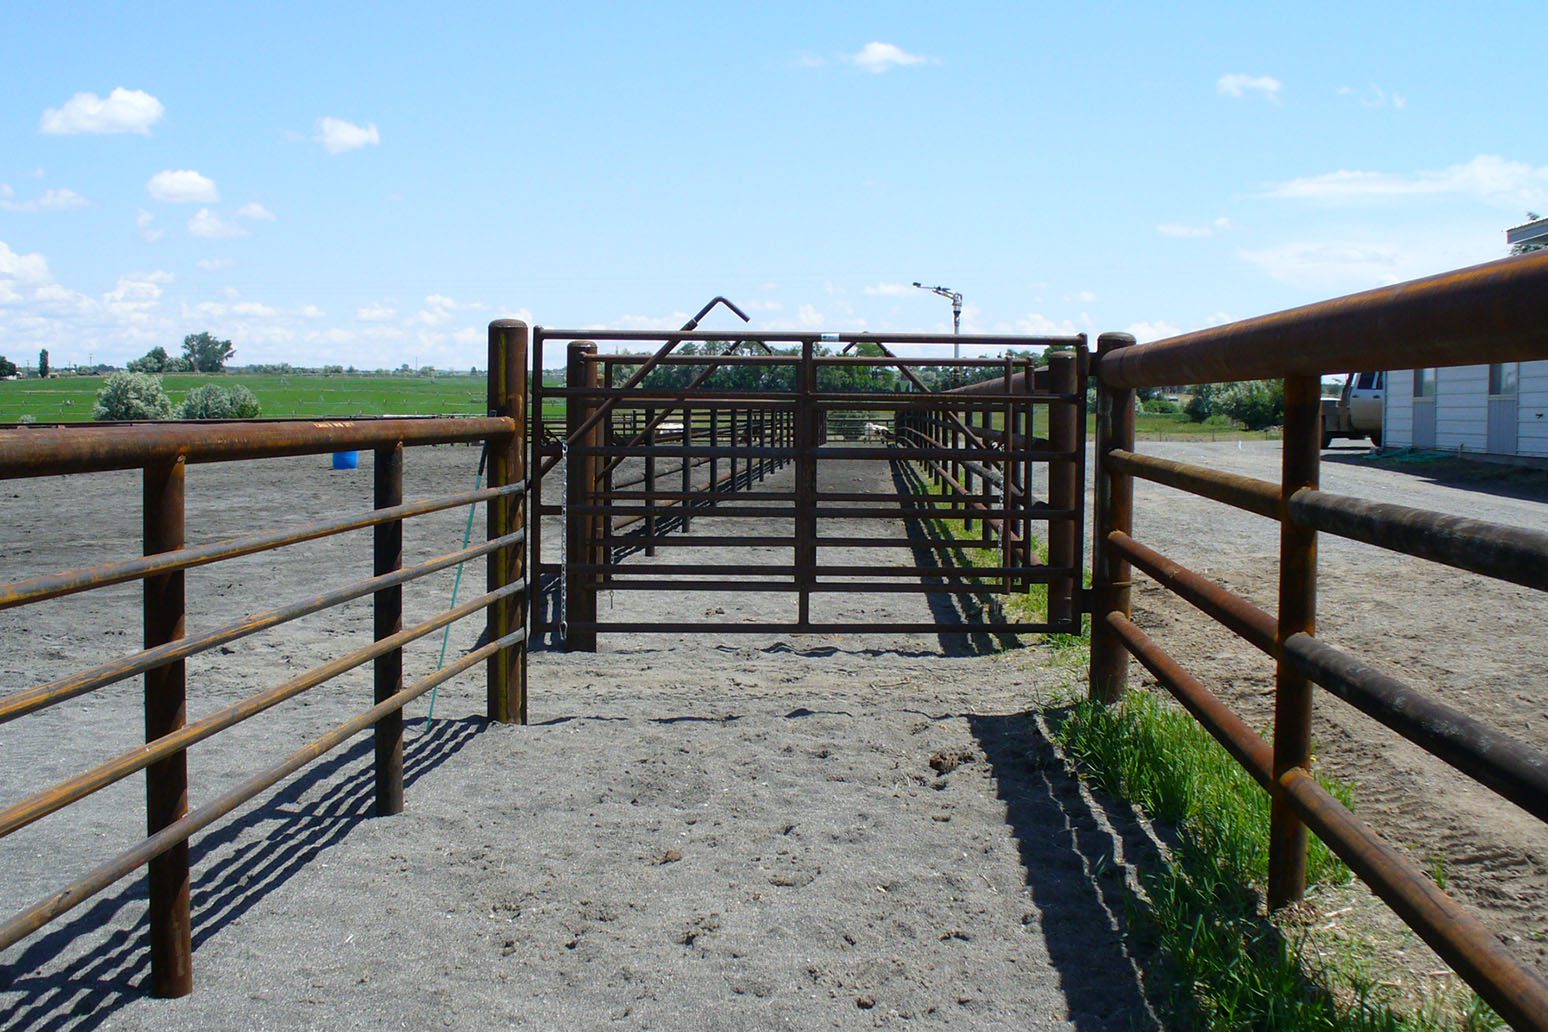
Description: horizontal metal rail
xmin=543 ymin=328 xmax=1084 ymax=347
xmin=1107 ymin=531 xmax=1277 ymax=654
xmin=563 ymin=621 xmax=1069 ymax=635
xmin=1097 ymin=251 xmax=1548 ymax=389
xmin=0 ymin=625 xmax=526 ymax=955
xmin=0 ymin=482 xmax=525 ymax=610
xmin=1282 ymin=632 xmax=1548 ymax=823
xmin=1106 ymin=449 xmax=1280 ymax=519
xmin=0 ymin=416 xmax=512 ymax=478
xmin=0 ymin=579 xmax=525 ymax=839
xmin=1288 ymin=487 xmax=1548 ymax=591
xmin=0 ymin=530 xmax=524 ymax=724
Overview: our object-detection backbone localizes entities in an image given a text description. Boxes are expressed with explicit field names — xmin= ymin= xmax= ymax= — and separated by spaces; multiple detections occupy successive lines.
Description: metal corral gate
xmin=529 ymin=328 xmax=1088 ymax=647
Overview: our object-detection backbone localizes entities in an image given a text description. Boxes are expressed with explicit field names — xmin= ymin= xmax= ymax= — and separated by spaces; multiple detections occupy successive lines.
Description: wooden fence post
xmin=565 ymin=341 xmax=599 ymax=652
xmin=1268 ymin=374 xmax=1321 ymax=907
xmin=373 ymin=441 xmax=404 ymax=812
xmin=1088 ymin=332 xmax=1136 ymax=703
xmin=144 ymin=457 xmax=192 ymax=997
xmin=487 ymin=319 xmax=528 ymax=723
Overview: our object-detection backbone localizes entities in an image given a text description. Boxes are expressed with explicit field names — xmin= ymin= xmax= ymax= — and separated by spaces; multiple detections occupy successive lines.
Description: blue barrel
xmin=331 ymin=451 xmax=360 ymax=470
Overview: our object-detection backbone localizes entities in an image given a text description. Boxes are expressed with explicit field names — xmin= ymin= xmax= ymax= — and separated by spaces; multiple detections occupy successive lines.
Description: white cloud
xmin=1075 ymin=290 xmax=1098 ymax=303
xmin=0 ymin=187 xmax=90 ymax=212
xmin=103 ymin=272 xmax=173 ymax=319
xmin=357 ymin=303 xmax=397 ymax=322
xmin=196 ymin=257 xmax=235 ymax=271
xmin=316 ymin=116 xmax=381 ymax=154
xmin=300 ymin=304 xmax=326 ymax=319
xmin=847 ymin=42 xmax=933 ymax=74
xmin=236 ymin=201 xmax=276 ymax=221
xmin=863 ymin=281 xmax=914 ymax=297
xmin=1009 ymin=313 xmax=1078 ymax=337
xmin=1339 ymin=83 xmax=1406 ymax=109
xmin=612 ymin=312 xmax=693 ymax=332
xmin=148 ymin=169 xmax=219 ymax=203
xmin=40 ymin=87 xmax=164 ymax=135
xmin=136 ymin=210 xmax=165 ymax=243
xmin=231 ymin=301 xmax=277 ymax=317
xmin=1263 ymin=154 xmax=1548 ymax=208
xmin=0 ymin=240 xmax=52 ymax=286
xmin=1157 ymin=216 xmax=1234 ymax=238
xmin=797 ymin=304 xmax=823 ymax=328
xmin=1239 ymin=241 xmax=1410 ymax=291
xmin=188 ymin=209 xmax=247 ymax=238
xmin=1217 ymin=73 xmax=1282 ymax=102
xmin=1125 ymin=320 xmax=1182 ymax=342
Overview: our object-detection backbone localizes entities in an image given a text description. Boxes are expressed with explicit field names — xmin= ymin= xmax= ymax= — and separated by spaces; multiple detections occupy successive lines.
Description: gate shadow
xmin=966 ymin=709 xmax=1167 ymax=1030
xmin=889 ymin=460 xmax=1020 ymax=657
xmin=0 ymin=715 xmax=482 ymax=1032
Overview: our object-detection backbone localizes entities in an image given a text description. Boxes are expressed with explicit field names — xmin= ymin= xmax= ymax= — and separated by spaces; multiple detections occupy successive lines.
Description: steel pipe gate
xmin=529 ymin=328 xmax=1088 ymax=647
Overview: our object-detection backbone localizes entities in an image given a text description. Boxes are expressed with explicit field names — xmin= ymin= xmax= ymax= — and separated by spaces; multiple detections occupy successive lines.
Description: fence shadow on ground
xmin=0 ymin=715 xmax=482 ymax=1032
xmin=967 ymin=709 xmax=1167 ymax=1031
xmin=890 ymin=460 xmax=1021 ymax=657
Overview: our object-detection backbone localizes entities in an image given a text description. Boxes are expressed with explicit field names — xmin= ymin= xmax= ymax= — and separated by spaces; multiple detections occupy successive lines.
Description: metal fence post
xmin=488 ymin=319 xmax=529 ymax=722
xmin=1269 ymin=373 xmax=1321 ymax=908
xmin=373 ymin=441 xmax=404 ymax=814
xmin=1089 ymin=332 xmax=1136 ymax=703
xmin=565 ymin=341 xmax=599 ymax=651
xmin=144 ymin=457 xmax=192 ymax=997
xmin=1047 ymin=350 xmax=1078 ymax=624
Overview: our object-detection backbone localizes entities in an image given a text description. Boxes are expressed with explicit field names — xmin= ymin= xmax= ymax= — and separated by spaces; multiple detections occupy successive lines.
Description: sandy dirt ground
xmin=0 ymin=438 xmax=1544 ymax=1028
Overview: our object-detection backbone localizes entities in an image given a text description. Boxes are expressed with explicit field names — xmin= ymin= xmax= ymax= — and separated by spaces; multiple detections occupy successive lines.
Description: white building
xmin=1382 ymin=220 xmax=1548 ymax=458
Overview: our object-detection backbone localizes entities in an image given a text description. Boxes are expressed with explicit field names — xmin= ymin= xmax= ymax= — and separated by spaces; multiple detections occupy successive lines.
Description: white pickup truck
xmin=1321 ymin=371 xmax=1385 ymax=448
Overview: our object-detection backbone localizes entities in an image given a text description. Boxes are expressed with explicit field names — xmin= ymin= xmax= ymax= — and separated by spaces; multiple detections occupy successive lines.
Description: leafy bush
xmin=1183 ymin=385 xmax=1216 ymax=422
xmin=94 ymin=372 xmax=173 ymax=421
xmin=1214 ymin=379 xmax=1285 ymax=430
xmin=126 ymin=346 xmax=170 ymax=373
xmin=1142 ymin=397 xmax=1180 ymax=415
xmin=174 ymin=383 xmax=261 ymax=419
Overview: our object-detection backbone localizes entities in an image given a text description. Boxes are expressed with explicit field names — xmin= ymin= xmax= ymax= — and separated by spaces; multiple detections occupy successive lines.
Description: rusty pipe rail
xmin=1088 ymin=262 xmax=1548 ymax=1027
xmin=0 ymin=416 xmax=511 ymax=479
xmin=0 ymin=481 xmax=525 ymax=611
xmin=1098 ymin=251 xmax=1548 ymax=389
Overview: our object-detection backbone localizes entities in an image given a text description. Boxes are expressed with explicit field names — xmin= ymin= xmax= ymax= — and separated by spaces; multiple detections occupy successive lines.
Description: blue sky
xmin=1 ymin=2 xmax=1543 ymax=370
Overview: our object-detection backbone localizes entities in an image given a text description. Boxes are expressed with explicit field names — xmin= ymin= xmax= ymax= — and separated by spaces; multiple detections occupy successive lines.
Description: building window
xmin=1414 ymin=368 xmax=1437 ymax=398
xmin=1489 ymin=362 xmax=1519 ymax=396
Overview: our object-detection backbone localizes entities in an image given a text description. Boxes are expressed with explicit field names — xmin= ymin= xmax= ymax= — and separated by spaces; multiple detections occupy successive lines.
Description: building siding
xmin=1383 ymin=362 xmax=1548 ymax=457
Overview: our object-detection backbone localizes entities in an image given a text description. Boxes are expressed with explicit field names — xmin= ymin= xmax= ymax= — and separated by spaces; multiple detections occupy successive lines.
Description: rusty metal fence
xmin=0 ymin=320 xmax=529 ymax=998
xmin=1087 ymin=252 xmax=1548 ymax=1030
xmin=530 ymin=328 xmax=1086 ymax=645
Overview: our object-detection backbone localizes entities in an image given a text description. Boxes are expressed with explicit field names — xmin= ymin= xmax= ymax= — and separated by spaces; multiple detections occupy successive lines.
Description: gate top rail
xmin=1098 ymin=251 xmax=1548 ymax=389
xmin=536 ymin=327 xmax=1085 ymax=348
xmin=0 ymin=415 xmax=512 ymax=479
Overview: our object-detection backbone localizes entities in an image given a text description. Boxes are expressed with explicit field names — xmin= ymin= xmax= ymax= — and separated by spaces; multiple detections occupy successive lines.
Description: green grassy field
xmin=0 ymin=373 xmax=572 ymax=423
xmin=2 ymin=373 xmax=1278 ymax=441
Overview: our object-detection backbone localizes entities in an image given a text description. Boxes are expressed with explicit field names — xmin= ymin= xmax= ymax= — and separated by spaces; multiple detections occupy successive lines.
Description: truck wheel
xmin=1368 ymin=430 xmax=1382 ymax=447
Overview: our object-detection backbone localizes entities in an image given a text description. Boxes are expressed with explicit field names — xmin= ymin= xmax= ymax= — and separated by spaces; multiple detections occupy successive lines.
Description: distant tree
xmin=1184 ymin=384 xmax=1216 ymax=422
xmin=174 ymin=383 xmax=261 ymax=419
xmin=127 ymin=346 xmax=170 ymax=373
xmin=37 ymin=349 xmax=49 ymax=378
xmin=182 ymin=331 xmax=235 ymax=373
xmin=0 ymin=355 xmax=17 ymax=378
xmin=94 ymin=372 xmax=172 ymax=421
xmin=1213 ymin=379 xmax=1285 ymax=430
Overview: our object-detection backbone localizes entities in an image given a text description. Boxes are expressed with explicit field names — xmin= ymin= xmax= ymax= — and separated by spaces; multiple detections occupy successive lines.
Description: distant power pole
xmin=912 ymin=282 xmax=963 ymax=361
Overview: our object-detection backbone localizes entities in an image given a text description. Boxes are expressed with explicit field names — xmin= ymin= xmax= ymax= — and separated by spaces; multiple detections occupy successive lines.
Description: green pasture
xmin=0 ymin=373 xmax=569 ymax=424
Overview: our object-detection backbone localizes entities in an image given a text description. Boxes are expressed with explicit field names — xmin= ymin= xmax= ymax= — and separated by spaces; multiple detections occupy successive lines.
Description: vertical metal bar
xmin=565 ymin=341 xmax=599 ymax=651
xmin=1089 ymin=332 xmax=1136 ymax=703
xmin=488 ymin=319 xmax=528 ymax=721
xmin=528 ymin=328 xmax=546 ymax=639
xmin=1269 ymin=373 xmax=1321 ymax=908
xmin=681 ymin=403 xmax=692 ymax=528
xmin=644 ymin=405 xmax=657 ymax=557
xmin=795 ymin=340 xmax=817 ymax=626
xmin=373 ymin=441 xmax=404 ymax=813
xmin=1071 ymin=343 xmax=1090 ymax=617
xmin=144 ymin=457 xmax=192 ymax=998
xmin=1047 ymin=351 xmax=1078 ymax=623
xmin=709 ymin=408 xmax=719 ymax=504
xmin=603 ymin=360 xmax=615 ymax=580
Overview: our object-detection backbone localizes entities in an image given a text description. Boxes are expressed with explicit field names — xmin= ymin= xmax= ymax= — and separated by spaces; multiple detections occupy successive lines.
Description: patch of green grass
xmin=1050 ymin=690 xmax=1501 ymax=1031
